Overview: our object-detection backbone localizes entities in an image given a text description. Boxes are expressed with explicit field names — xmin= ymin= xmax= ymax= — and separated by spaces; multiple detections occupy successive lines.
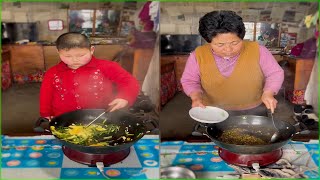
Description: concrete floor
xmin=160 ymin=91 xmax=296 ymax=141
xmin=0 ymin=82 xmax=298 ymax=138
xmin=1 ymin=83 xmax=41 ymax=134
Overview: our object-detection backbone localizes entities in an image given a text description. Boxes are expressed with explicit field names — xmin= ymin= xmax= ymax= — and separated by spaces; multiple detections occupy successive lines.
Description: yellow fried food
xmin=50 ymin=123 xmax=120 ymax=146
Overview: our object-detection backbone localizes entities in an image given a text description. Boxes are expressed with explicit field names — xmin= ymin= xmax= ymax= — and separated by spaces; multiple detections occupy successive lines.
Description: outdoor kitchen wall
xmin=1 ymin=2 xmax=144 ymax=42
xmin=2 ymin=1 xmax=161 ymax=112
xmin=160 ymin=2 xmax=318 ymax=44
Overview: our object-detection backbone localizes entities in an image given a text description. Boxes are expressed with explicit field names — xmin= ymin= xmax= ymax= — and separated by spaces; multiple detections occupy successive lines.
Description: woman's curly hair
xmin=199 ymin=10 xmax=246 ymax=43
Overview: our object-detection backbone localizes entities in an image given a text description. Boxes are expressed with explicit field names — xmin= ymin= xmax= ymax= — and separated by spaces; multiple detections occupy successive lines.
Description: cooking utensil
xmin=193 ymin=115 xmax=309 ymax=154
xmin=34 ymin=109 xmax=158 ymax=154
xmin=85 ymin=106 xmax=114 ymax=128
xmin=269 ymin=111 xmax=281 ymax=143
xmin=161 ymin=166 xmax=196 ymax=179
xmin=85 ymin=111 xmax=106 ymax=127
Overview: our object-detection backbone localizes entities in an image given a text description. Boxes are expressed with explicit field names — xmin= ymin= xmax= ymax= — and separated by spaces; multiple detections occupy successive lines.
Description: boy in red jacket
xmin=40 ymin=32 xmax=140 ymax=119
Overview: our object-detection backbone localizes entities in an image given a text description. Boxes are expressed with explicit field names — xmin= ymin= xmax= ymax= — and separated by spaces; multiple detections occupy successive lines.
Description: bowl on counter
xmin=160 ymin=166 xmax=196 ymax=179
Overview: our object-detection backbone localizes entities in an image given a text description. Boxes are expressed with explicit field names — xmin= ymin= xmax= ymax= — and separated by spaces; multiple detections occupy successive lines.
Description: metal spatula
xmin=85 ymin=106 xmax=113 ymax=127
xmin=270 ymin=111 xmax=281 ymax=143
xmin=85 ymin=111 xmax=107 ymax=127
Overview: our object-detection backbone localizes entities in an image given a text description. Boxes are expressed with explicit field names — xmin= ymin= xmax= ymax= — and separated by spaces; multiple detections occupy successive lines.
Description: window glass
xmin=69 ymin=9 xmax=121 ymax=37
xmin=244 ymin=22 xmax=255 ymax=41
xmin=69 ymin=10 xmax=94 ymax=35
xmin=256 ymin=22 xmax=280 ymax=47
xmin=95 ymin=10 xmax=121 ymax=36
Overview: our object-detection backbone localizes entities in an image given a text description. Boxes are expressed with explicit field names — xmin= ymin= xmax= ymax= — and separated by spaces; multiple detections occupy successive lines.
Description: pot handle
xmin=267 ymin=109 xmax=272 ymax=117
xmin=192 ymin=123 xmax=208 ymax=136
xmin=143 ymin=119 xmax=159 ymax=134
xmin=33 ymin=117 xmax=50 ymax=133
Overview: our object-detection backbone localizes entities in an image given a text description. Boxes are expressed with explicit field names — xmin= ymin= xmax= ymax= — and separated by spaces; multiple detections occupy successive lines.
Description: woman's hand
xmin=190 ymin=91 xmax=206 ymax=108
xmin=261 ymin=91 xmax=278 ymax=113
xmin=107 ymin=98 xmax=129 ymax=112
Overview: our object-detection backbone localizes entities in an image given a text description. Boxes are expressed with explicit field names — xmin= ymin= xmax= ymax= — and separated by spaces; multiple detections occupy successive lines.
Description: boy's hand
xmin=107 ymin=98 xmax=129 ymax=112
xmin=45 ymin=116 xmax=54 ymax=121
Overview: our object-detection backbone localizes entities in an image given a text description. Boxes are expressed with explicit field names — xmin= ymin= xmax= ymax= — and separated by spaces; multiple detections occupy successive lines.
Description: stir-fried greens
xmin=50 ymin=122 xmax=143 ymax=146
xmin=219 ymin=128 xmax=267 ymax=145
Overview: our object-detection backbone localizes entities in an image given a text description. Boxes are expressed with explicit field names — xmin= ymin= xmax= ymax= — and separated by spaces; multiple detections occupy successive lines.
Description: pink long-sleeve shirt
xmin=181 ymin=45 xmax=284 ymax=96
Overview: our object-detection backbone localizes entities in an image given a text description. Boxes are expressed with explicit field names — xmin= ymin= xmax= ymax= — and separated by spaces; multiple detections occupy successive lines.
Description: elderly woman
xmin=181 ymin=10 xmax=284 ymax=115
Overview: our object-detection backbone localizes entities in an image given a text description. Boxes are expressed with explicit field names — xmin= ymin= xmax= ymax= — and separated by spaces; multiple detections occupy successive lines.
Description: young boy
xmin=40 ymin=32 xmax=140 ymax=119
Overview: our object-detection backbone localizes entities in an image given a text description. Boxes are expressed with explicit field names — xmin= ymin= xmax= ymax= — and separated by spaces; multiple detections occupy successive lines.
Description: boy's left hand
xmin=107 ymin=98 xmax=129 ymax=112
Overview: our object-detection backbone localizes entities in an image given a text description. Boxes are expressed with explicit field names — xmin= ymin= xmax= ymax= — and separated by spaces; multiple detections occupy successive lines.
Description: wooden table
xmin=283 ymin=55 xmax=315 ymax=104
xmin=284 ymin=56 xmax=314 ymax=90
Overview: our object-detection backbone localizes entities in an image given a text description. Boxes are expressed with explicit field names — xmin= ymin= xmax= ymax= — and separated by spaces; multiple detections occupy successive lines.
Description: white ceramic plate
xmin=189 ymin=106 xmax=229 ymax=123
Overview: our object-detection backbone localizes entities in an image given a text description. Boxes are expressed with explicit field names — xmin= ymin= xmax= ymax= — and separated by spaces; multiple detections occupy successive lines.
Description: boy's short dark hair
xmin=56 ymin=32 xmax=91 ymax=50
xmin=199 ymin=10 xmax=246 ymax=43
